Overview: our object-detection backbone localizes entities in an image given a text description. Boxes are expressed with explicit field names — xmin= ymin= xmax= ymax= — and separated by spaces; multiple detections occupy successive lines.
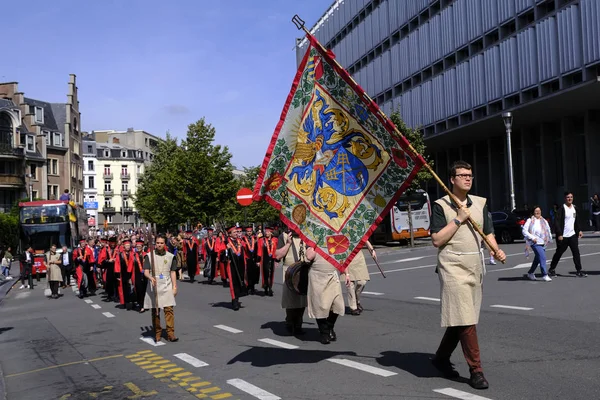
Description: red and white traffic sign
xmin=236 ymin=188 xmax=253 ymax=206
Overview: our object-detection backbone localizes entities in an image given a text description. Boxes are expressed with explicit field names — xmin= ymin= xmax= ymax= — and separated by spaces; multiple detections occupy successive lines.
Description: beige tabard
xmin=435 ymin=195 xmax=486 ymax=327
xmin=144 ymin=251 xmax=176 ymax=310
xmin=46 ymin=251 xmax=63 ymax=282
xmin=307 ymin=255 xmax=345 ymax=319
xmin=280 ymin=234 xmax=308 ymax=309
xmin=341 ymin=251 xmax=370 ymax=282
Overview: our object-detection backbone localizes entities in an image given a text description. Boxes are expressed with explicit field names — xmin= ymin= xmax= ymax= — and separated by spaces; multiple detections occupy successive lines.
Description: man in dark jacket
xmin=549 ymin=191 xmax=586 ymax=277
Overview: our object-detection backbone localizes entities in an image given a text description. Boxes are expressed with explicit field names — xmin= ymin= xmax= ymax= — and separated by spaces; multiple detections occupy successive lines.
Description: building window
xmin=53 ymin=133 xmax=61 ymax=147
xmin=124 ymin=214 xmax=130 ymax=223
xmin=87 ymin=160 xmax=93 ymax=171
xmin=47 ymin=159 xmax=59 ymax=175
xmin=30 ymin=164 xmax=37 ymax=180
xmin=121 ymin=165 xmax=128 ymax=175
xmin=121 ymin=150 xmax=127 ymax=158
xmin=34 ymin=107 xmax=44 ymax=124
xmin=122 ymin=182 xmax=128 ymax=191
xmin=104 ymin=182 xmax=111 ymax=192
xmin=104 ymin=198 xmax=111 ymax=207
xmin=47 ymin=185 xmax=59 ymax=199
xmin=104 ymin=150 xmax=110 ymax=157
xmin=123 ymin=199 xmax=129 ymax=208
xmin=44 ymin=131 xmax=50 ymax=145
xmin=0 ymin=161 xmax=16 ymax=174
xmin=87 ymin=145 xmax=92 ymax=153
xmin=106 ymin=215 xmax=113 ymax=223
xmin=26 ymin=135 xmax=34 ymax=152
xmin=104 ymin=165 xmax=110 ymax=175
xmin=88 ymin=176 xmax=95 ymax=189
xmin=32 ymin=190 xmax=38 ymax=199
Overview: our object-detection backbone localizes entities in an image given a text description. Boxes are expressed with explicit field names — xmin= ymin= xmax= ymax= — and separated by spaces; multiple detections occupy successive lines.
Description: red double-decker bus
xmin=18 ymin=200 xmax=88 ymax=276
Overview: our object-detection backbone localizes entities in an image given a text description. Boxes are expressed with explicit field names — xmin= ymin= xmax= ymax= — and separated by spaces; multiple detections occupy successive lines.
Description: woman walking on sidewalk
xmin=522 ymin=206 xmax=553 ymax=282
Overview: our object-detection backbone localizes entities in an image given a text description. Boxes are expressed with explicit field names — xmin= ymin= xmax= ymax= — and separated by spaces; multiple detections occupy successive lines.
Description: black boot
xmin=316 ymin=318 xmax=331 ymax=344
xmin=222 ymin=281 xmax=228 ymax=288
xmin=267 ymin=287 xmax=274 ymax=297
xmin=232 ymin=299 xmax=240 ymax=311
xmin=327 ymin=311 xmax=338 ymax=342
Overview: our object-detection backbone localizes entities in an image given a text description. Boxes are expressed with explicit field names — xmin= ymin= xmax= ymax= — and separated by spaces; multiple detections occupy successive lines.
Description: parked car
xmin=491 ymin=210 xmax=531 ymax=244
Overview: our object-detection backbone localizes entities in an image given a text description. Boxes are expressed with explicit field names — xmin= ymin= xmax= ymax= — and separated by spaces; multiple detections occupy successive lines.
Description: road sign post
xmin=237 ymin=188 xmax=253 ymax=227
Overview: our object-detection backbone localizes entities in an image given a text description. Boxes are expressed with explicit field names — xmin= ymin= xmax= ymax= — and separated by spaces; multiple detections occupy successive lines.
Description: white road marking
xmin=91 ymin=304 xmax=101 ymax=309
xmin=415 ymin=296 xmax=440 ymax=302
xmin=327 ymin=358 xmax=397 ymax=377
xmin=15 ymin=292 xmax=31 ymax=299
xmin=214 ymin=324 xmax=243 ymax=334
xmin=433 ymin=387 xmax=494 ymax=399
xmin=490 ymin=305 xmax=533 ymax=311
xmin=227 ymin=378 xmax=281 ymax=400
xmin=394 ymin=256 xmax=426 ymax=263
xmin=139 ymin=337 xmax=165 ymax=347
xmin=258 ymin=338 xmax=299 ymax=349
xmin=102 ymin=312 xmax=115 ymax=318
xmin=489 ymin=251 xmax=600 ymax=272
xmin=362 ymin=291 xmax=384 ymax=296
xmin=173 ymin=353 xmax=208 ymax=367
xmin=84 ymin=299 xmax=93 ymax=303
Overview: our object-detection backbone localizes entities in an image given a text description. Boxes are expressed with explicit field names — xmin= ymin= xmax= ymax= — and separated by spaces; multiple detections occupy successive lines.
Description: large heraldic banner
xmin=254 ymin=33 xmax=423 ymax=272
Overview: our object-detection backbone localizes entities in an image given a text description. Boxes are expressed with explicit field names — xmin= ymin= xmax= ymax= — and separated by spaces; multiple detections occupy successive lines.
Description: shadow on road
xmin=259 ymin=321 xmax=317 ymax=342
xmin=375 ymin=351 xmax=468 ymax=383
xmin=497 ymin=276 xmax=529 ymax=282
xmin=0 ymin=327 xmax=13 ymax=334
xmin=210 ymin=301 xmax=244 ymax=310
xmin=227 ymin=346 xmax=357 ymax=367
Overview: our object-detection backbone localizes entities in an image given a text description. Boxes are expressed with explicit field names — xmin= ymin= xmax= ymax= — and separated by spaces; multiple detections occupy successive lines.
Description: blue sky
xmin=3 ymin=0 xmax=327 ymax=169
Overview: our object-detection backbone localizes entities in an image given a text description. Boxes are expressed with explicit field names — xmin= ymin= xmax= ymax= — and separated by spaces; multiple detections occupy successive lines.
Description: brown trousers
xmin=436 ymin=325 xmax=482 ymax=374
xmin=152 ymin=306 xmax=175 ymax=340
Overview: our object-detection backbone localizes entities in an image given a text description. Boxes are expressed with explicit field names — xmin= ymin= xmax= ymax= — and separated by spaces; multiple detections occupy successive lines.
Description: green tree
xmin=134 ymin=118 xmax=239 ymax=231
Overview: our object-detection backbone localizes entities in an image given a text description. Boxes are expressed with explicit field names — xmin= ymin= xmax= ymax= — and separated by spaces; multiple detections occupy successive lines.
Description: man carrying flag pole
xmin=252 ymin=14 xmax=506 ymax=386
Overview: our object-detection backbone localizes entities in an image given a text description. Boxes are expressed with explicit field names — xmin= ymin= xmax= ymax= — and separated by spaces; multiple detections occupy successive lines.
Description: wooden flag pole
xmin=291 ymin=15 xmax=503 ymax=262
xmin=149 ymin=229 xmax=160 ymax=339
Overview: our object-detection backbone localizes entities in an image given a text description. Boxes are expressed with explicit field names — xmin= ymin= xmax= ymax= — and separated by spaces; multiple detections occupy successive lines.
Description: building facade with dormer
xmin=0 ymin=74 xmax=83 ymax=210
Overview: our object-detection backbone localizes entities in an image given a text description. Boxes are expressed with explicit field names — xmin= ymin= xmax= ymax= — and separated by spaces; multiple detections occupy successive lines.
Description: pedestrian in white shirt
xmin=522 ymin=206 xmax=553 ymax=281
xmin=548 ymin=192 xmax=586 ymax=277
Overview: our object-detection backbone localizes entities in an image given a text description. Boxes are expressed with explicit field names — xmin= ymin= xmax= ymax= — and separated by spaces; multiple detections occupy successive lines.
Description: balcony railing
xmin=104 ymin=190 xmax=113 ymax=196
xmin=102 ymin=207 xmax=116 ymax=213
xmin=103 ymin=173 xmax=113 ymax=180
xmin=122 ymin=207 xmax=134 ymax=213
xmin=122 ymin=190 xmax=129 ymax=197
xmin=0 ymin=174 xmax=25 ymax=186
xmin=121 ymin=173 xmax=130 ymax=180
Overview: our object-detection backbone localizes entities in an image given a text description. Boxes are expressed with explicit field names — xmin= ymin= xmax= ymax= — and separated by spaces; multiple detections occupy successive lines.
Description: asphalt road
xmin=1 ymin=239 xmax=600 ymax=400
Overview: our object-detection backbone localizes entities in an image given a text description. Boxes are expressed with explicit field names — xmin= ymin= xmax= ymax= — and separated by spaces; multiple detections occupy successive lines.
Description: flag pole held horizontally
xmin=291 ymin=15 xmax=503 ymax=263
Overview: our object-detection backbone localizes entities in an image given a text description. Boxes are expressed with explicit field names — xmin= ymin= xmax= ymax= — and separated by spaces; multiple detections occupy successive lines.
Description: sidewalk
xmin=0 ymin=261 xmax=19 ymax=305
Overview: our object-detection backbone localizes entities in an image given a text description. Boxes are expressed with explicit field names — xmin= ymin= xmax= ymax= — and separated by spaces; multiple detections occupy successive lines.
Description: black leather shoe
xmin=267 ymin=288 xmax=274 ymax=297
xmin=329 ymin=329 xmax=337 ymax=342
xmin=357 ymin=303 xmax=363 ymax=312
xmin=431 ymin=357 xmax=460 ymax=378
xmin=167 ymin=336 xmax=179 ymax=342
xmin=469 ymin=372 xmax=489 ymax=390
xmin=320 ymin=333 xmax=331 ymax=344
xmin=222 ymin=281 xmax=228 ymax=288
xmin=232 ymin=299 xmax=240 ymax=311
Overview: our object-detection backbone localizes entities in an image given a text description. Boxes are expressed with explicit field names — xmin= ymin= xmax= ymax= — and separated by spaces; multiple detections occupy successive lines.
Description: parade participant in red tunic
xmin=97 ymin=236 xmax=119 ymax=301
xmin=257 ymin=227 xmax=278 ymax=297
xmin=202 ymin=228 xmax=218 ymax=284
xmin=184 ymin=230 xmax=200 ymax=282
xmin=73 ymin=239 xmax=95 ymax=299
xmin=242 ymin=227 xmax=259 ymax=295
xmin=216 ymin=231 xmax=229 ymax=287
xmin=135 ymin=239 xmax=148 ymax=312
xmin=115 ymin=239 xmax=140 ymax=310
xmin=226 ymin=226 xmax=247 ymax=311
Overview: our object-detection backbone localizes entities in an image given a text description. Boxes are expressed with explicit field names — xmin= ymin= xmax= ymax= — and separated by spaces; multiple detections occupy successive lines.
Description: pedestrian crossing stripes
xmin=102 ymin=312 xmax=115 ymax=318
xmin=258 ymin=338 xmax=299 ymax=349
xmin=174 ymin=353 xmax=209 ymax=368
xmin=214 ymin=325 xmax=243 ymax=334
xmin=127 ymin=350 xmax=232 ymax=399
xmin=91 ymin=304 xmax=101 ymax=309
xmin=139 ymin=337 xmax=165 ymax=347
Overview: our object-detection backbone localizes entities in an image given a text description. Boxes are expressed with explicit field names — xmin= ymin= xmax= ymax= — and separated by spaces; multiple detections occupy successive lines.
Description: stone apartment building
xmin=0 ymin=75 xmax=83 ymax=209
xmin=83 ymin=128 xmax=160 ymax=231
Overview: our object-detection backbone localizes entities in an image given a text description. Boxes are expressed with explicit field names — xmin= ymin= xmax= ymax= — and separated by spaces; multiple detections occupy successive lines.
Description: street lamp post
xmin=502 ymin=112 xmax=516 ymax=212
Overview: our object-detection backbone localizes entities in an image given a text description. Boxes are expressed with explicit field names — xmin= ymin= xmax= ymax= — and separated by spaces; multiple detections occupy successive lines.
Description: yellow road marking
xmin=5 ymin=354 xmax=124 ymax=378
xmin=58 ymin=395 xmax=71 ymax=400
xmin=182 ymin=377 xmax=202 ymax=382
xmin=145 ymin=356 xmax=164 ymax=361
xmin=166 ymin=367 xmax=184 ymax=373
xmin=124 ymin=382 xmax=158 ymax=399
xmin=179 ymin=382 xmax=189 ymax=387
xmin=153 ymin=360 xmax=170 ymax=365
xmin=153 ymin=373 xmax=170 ymax=378
xmin=188 ymin=388 xmax=198 ymax=393
xmin=140 ymin=365 xmax=160 ymax=370
xmin=127 ymin=357 xmax=146 ymax=362
xmin=211 ymin=394 xmax=233 ymax=399
xmin=191 ymin=381 xmax=211 ymax=388
xmin=136 ymin=350 xmax=154 ymax=354
xmin=160 ymin=363 xmax=178 ymax=369
xmin=174 ymin=371 xmax=193 ymax=378
xmin=200 ymin=387 xmax=220 ymax=394
xmin=135 ymin=361 xmax=152 ymax=366
xmin=147 ymin=368 xmax=164 ymax=374
xmin=196 ymin=395 xmax=208 ymax=399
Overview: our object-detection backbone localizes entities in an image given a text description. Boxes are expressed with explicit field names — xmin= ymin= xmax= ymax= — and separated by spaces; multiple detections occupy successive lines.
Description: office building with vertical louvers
xmin=297 ymin=0 xmax=600 ymax=217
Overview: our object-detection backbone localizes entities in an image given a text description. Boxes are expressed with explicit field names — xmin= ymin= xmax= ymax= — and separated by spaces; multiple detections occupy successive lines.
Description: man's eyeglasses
xmin=453 ymin=174 xmax=474 ymax=180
